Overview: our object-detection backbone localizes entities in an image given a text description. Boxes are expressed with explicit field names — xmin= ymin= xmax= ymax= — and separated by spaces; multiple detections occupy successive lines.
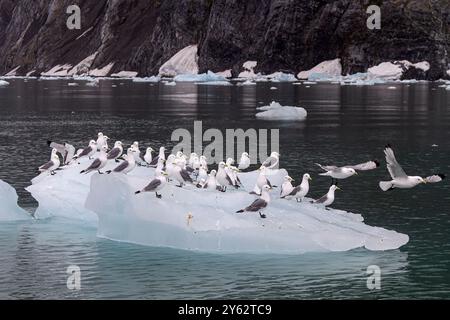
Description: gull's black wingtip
xmin=135 ymin=190 xmax=141 ymax=194
xmin=438 ymin=173 xmax=446 ymax=180
xmin=385 ymin=143 xmax=392 ymax=149
xmin=373 ymin=159 xmax=380 ymax=167
xmin=47 ymin=140 xmax=52 ymax=146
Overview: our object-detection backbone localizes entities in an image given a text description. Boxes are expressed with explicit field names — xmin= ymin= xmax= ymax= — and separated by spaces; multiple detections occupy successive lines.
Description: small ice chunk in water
xmin=256 ymin=101 xmax=307 ymax=121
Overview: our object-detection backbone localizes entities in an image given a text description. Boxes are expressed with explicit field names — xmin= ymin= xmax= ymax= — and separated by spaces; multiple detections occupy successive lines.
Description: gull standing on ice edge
xmin=143 ymin=147 xmax=154 ymax=165
xmin=106 ymin=148 xmax=136 ymax=174
xmin=238 ymin=152 xmax=250 ymax=170
xmin=47 ymin=140 xmax=76 ymax=165
xmin=96 ymin=132 xmax=109 ymax=151
xmin=280 ymin=176 xmax=294 ymax=198
xmin=281 ymin=173 xmax=312 ymax=202
xmin=73 ymin=140 xmax=97 ymax=161
xmin=236 ymin=184 xmax=272 ymax=219
xmin=314 ymin=184 xmax=341 ymax=207
xmin=80 ymin=145 xmax=108 ymax=174
xmin=149 ymin=147 xmax=166 ymax=167
xmin=379 ymin=144 xmax=445 ymax=191
xmin=38 ymin=148 xmax=60 ymax=175
xmin=135 ymin=171 xmax=169 ymax=198
xmin=107 ymin=141 xmax=123 ymax=162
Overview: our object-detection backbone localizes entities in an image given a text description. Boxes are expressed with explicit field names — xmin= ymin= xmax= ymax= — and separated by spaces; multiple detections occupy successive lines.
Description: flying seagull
xmin=379 ymin=144 xmax=445 ymax=191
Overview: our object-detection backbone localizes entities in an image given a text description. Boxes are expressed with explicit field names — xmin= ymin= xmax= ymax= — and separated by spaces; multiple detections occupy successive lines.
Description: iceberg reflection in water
xmin=0 ymin=218 xmax=409 ymax=299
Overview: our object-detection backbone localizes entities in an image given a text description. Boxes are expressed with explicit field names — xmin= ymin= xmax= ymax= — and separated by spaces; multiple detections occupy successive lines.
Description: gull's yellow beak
xmin=336 ymin=186 xmax=342 ymax=191
xmin=309 ymin=177 xmax=312 ymax=181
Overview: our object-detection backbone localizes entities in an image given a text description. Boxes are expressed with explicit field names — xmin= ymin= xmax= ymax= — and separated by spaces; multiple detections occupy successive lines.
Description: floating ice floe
xmin=265 ymin=72 xmax=297 ymax=82
xmin=256 ymin=101 xmax=307 ymax=120
xmin=132 ymin=76 xmax=161 ymax=83
xmin=0 ymin=180 xmax=30 ymax=221
xmin=67 ymin=82 xmax=79 ymax=86
xmin=0 ymin=80 xmax=9 ymax=86
xmin=163 ymin=81 xmax=177 ymax=86
xmin=88 ymin=63 xmax=115 ymax=77
xmin=26 ymin=157 xmax=409 ymax=253
xmin=174 ymin=71 xmax=228 ymax=83
xmin=159 ymin=45 xmax=199 ymax=77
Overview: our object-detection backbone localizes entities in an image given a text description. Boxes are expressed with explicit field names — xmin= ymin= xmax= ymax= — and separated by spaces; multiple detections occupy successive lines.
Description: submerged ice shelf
xmin=24 ymin=158 xmax=409 ymax=253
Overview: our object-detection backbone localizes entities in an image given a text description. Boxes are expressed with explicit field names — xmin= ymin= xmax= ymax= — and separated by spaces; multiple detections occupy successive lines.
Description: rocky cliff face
xmin=0 ymin=0 xmax=448 ymax=79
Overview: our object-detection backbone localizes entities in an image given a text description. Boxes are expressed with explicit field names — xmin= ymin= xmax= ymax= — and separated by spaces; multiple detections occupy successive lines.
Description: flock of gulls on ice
xmin=39 ymin=132 xmax=445 ymax=219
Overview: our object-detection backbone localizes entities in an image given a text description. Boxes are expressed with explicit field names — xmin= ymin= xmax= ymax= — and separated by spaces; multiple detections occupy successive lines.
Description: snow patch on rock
xmin=159 ymin=45 xmax=199 ymax=77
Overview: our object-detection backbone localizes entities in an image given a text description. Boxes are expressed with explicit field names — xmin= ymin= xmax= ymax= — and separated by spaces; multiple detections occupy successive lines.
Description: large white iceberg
xmin=0 ymin=179 xmax=30 ymax=221
xmin=159 ymin=45 xmax=199 ymax=77
xmin=25 ymin=154 xmax=408 ymax=254
xmin=256 ymin=101 xmax=307 ymax=121
xmin=84 ymin=171 xmax=408 ymax=253
xmin=0 ymin=80 xmax=10 ymax=86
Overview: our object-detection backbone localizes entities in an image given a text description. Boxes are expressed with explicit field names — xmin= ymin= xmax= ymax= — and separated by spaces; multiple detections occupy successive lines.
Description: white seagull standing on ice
xmin=238 ymin=152 xmax=250 ymax=170
xmin=143 ymin=147 xmax=154 ymax=165
xmin=236 ymin=184 xmax=272 ymax=219
xmin=250 ymin=165 xmax=273 ymax=195
xmin=149 ymin=147 xmax=166 ymax=167
xmin=96 ymin=132 xmax=109 ymax=150
xmin=314 ymin=184 xmax=341 ymax=207
xmin=135 ymin=171 xmax=169 ymax=198
xmin=280 ymin=176 xmax=294 ymax=198
xmin=379 ymin=144 xmax=445 ymax=191
xmin=216 ymin=162 xmax=237 ymax=191
xmin=80 ymin=145 xmax=108 ymax=174
xmin=38 ymin=148 xmax=60 ymax=175
xmin=283 ymin=173 xmax=312 ymax=202
xmin=131 ymin=141 xmax=146 ymax=165
xmin=74 ymin=140 xmax=97 ymax=161
xmin=106 ymin=148 xmax=136 ymax=174
xmin=47 ymin=140 xmax=76 ymax=165
xmin=107 ymin=141 xmax=123 ymax=162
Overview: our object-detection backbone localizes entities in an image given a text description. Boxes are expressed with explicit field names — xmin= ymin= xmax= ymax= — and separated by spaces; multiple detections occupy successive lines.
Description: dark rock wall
xmin=0 ymin=0 xmax=448 ymax=79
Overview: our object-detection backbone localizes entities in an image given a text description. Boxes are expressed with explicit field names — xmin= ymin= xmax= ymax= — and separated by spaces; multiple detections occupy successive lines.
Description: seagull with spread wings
xmin=379 ymin=144 xmax=445 ymax=191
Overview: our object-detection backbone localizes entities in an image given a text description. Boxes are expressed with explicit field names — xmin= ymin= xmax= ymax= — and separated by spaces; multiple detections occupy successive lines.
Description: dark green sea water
xmin=0 ymin=78 xmax=449 ymax=299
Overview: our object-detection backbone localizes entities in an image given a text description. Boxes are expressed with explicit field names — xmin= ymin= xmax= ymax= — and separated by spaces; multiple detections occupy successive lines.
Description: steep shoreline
xmin=0 ymin=0 xmax=448 ymax=80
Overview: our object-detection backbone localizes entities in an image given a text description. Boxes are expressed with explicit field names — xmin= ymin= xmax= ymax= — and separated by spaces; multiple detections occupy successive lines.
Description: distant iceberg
xmin=256 ymin=101 xmax=307 ymax=121
xmin=174 ymin=71 xmax=228 ymax=83
xmin=132 ymin=76 xmax=161 ymax=83
xmin=0 ymin=80 xmax=9 ymax=86
xmin=0 ymin=180 xmax=30 ymax=221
